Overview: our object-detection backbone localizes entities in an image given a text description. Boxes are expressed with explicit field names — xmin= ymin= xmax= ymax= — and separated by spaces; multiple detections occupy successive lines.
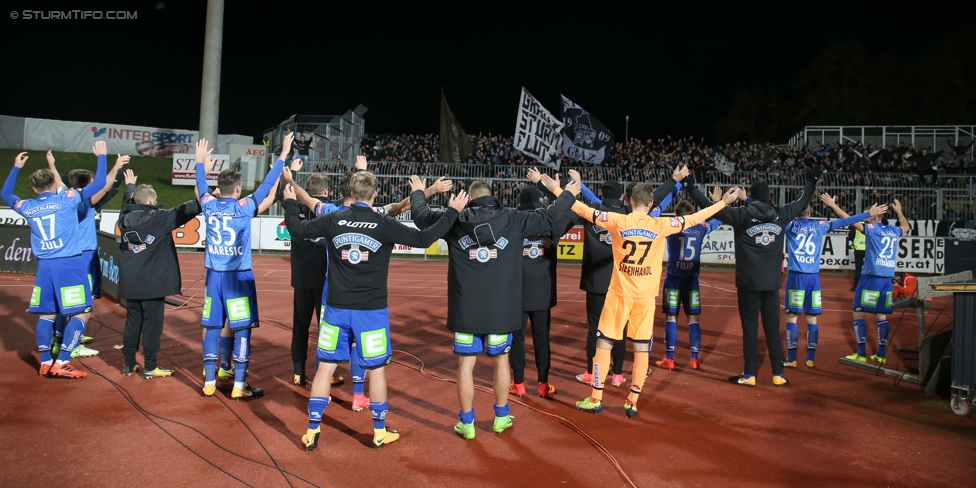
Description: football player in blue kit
xmin=783 ymin=194 xmax=886 ymax=369
xmin=821 ymin=195 xmax=910 ymax=365
xmin=1 ymin=148 xmax=125 ymax=378
xmin=654 ymin=199 xmax=723 ymax=371
xmin=195 ymin=133 xmax=293 ymax=399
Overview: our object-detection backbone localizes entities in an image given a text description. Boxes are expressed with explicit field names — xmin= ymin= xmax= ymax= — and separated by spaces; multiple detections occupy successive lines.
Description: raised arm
xmin=2 ymin=153 xmax=27 ymax=207
xmin=121 ymin=169 xmax=137 ymax=206
xmin=83 ymin=142 xmax=109 ymax=203
xmin=280 ymin=163 xmax=322 ymax=213
xmin=194 ymin=139 xmax=214 ymax=201
xmin=85 ymin=153 xmax=126 ymax=204
xmin=668 ymin=188 xmax=737 ymax=234
xmin=252 ymin=132 xmax=292 ymax=204
xmin=778 ymin=167 xmax=821 ymax=222
xmin=820 ymin=192 xmax=861 ymax=232
xmin=46 ymin=151 xmax=66 ymax=190
xmin=520 ymin=178 xmax=582 ymax=236
xmin=386 ymin=176 xmax=453 ymax=217
xmin=828 ymin=204 xmax=887 ymax=232
xmin=566 ymin=169 xmax=600 ymax=204
xmin=892 ymin=199 xmax=910 ymax=235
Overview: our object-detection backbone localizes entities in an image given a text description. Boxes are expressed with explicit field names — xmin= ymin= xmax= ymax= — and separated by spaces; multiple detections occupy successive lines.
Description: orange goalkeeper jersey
xmin=570 ymin=199 xmax=727 ymax=299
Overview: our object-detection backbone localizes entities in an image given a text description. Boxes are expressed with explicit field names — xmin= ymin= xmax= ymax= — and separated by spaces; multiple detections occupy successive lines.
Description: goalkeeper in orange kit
xmin=544 ymin=169 xmax=738 ymax=417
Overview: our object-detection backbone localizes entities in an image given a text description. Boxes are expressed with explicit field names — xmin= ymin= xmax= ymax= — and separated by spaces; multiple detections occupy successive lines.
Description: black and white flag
xmin=560 ymin=95 xmax=613 ymax=165
xmin=515 ymin=87 xmax=564 ymax=169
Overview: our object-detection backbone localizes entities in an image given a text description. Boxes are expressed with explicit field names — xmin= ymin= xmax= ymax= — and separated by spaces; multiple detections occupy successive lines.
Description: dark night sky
xmin=1 ymin=0 xmax=970 ymax=142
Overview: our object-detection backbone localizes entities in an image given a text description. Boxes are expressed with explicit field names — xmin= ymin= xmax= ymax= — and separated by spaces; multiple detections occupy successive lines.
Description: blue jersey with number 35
xmin=13 ymin=190 xmax=90 ymax=259
xmin=201 ymin=194 xmax=257 ymax=271
xmin=863 ymin=222 xmax=902 ymax=278
xmin=666 ymin=219 xmax=721 ymax=278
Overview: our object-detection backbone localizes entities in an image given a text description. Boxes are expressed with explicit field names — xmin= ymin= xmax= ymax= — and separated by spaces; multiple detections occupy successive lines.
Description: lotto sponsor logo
xmin=338 ymin=220 xmax=378 ymax=229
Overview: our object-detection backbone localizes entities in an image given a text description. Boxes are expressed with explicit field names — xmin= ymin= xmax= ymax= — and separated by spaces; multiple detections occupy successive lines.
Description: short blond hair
xmin=350 ymin=171 xmax=378 ymax=201
xmin=469 ymin=180 xmax=492 ymax=199
xmin=133 ymin=184 xmax=157 ymax=204
xmin=629 ymin=183 xmax=655 ymax=207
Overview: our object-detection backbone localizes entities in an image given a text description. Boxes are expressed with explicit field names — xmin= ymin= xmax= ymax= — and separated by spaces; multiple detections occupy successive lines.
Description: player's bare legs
xmin=457 ymin=355 xmax=476 ymax=414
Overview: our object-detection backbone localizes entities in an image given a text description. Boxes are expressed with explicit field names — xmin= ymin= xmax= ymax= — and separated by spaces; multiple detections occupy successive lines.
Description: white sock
xmin=205 ymin=380 xmax=216 ymax=386
xmin=234 ymin=381 xmax=245 ymax=390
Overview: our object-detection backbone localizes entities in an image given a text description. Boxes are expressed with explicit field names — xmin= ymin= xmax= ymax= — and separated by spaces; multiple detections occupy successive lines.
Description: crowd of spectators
xmin=292 ymin=132 xmax=976 ymax=221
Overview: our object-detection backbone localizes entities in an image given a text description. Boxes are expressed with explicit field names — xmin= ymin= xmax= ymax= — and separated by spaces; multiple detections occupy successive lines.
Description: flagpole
xmin=625 ymin=115 xmax=630 ymax=143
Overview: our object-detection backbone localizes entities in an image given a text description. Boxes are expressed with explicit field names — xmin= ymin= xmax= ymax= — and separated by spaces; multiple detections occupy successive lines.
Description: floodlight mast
xmin=198 ymin=0 xmax=224 ymax=146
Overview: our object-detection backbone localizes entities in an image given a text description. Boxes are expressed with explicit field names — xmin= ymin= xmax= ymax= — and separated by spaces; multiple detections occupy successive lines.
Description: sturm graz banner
xmin=560 ymin=95 xmax=613 ymax=165
xmin=515 ymin=87 xmax=564 ymax=169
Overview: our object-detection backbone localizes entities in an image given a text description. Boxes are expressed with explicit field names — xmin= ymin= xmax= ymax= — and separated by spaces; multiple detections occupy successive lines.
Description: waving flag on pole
xmin=439 ymin=91 xmax=473 ymax=163
xmin=514 ymin=87 xmax=564 ymax=169
xmin=561 ymin=95 xmax=613 ymax=165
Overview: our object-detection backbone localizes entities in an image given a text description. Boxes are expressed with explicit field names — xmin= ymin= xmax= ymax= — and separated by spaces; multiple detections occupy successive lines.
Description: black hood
xmin=459 ymin=196 xmax=508 ymax=247
xmin=745 ymin=199 xmax=779 ymax=223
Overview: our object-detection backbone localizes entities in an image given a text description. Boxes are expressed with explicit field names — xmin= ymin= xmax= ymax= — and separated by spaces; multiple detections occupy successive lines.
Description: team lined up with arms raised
xmin=2 ymin=138 xmax=910 ymax=450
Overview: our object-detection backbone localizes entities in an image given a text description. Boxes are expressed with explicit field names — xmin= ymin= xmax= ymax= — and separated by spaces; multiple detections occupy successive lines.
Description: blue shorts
xmin=854 ymin=274 xmax=894 ymax=314
xmin=662 ymin=276 xmax=701 ymax=315
xmin=201 ymin=270 xmax=259 ymax=330
xmin=83 ymin=250 xmax=101 ymax=298
xmin=30 ymin=256 xmax=92 ymax=316
xmin=453 ymin=332 xmax=513 ymax=357
xmin=317 ymin=305 xmax=391 ymax=369
xmin=784 ymin=272 xmax=822 ymax=315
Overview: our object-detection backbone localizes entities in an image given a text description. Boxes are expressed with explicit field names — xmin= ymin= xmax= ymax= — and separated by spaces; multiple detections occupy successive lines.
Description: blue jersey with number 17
xmin=863 ymin=222 xmax=902 ymax=278
xmin=201 ymin=194 xmax=257 ymax=271
xmin=13 ymin=190 xmax=91 ymax=259
xmin=666 ymin=219 xmax=721 ymax=278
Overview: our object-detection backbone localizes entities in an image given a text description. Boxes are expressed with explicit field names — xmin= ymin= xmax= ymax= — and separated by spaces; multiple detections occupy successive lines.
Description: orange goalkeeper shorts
xmin=597 ymin=294 xmax=656 ymax=342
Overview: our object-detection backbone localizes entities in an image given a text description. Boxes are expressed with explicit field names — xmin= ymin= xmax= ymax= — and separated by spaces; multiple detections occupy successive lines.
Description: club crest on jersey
xmin=522 ymin=237 xmax=552 ymax=259
xmin=65 ymin=189 xmax=76 ymax=198
xmin=201 ymin=194 xmax=215 ymax=204
xmin=670 ymin=217 xmax=683 ymax=228
xmin=594 ymin=210 xmax=608 ymax=222
xmin=746 ymin=223 xmax=782 ymax=245
xmin=238 ymin=198 xmax=248 ymax=207
xmin=599 ymin=233 xmax=612 ymax=245
xmin=14 ymin=200 xmax=23 ymax=210
xmin=332 ymin=233 xmax=381 ymax=264
xmin=620 ymin=228 xmax=658 ymax=240
xmin=470 ymin=247 xmax=498 ymax=263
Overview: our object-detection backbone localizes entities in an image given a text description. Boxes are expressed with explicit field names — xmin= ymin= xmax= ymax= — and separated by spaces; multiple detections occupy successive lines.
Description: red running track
xmin=0 ymin=253 xmax=974 ymax=487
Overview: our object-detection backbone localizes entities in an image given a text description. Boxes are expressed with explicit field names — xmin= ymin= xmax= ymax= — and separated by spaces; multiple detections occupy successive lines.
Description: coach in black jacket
xmin=509 ymin=185 xmax=575 ymax=398
xmin=685 ymin=167 xmax=819 ymax=386
xmin=412 ymin=176 xmax=580 ymax=435
xmin=118 ymin=172 xmax=202 ymax=378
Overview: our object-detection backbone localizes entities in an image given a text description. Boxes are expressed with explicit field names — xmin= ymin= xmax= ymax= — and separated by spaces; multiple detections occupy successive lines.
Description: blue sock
xmin=370 ymin=401 xmax=388 ymax=430
xmin=877 ymin=320 xmax=889 ymax=357
xmin=36 ymin=318 xmax=55 ymax=363
xmin=203 ymin=328 xmax=220 ymax=382
xmin=233 ymin=328 xmax=251 ymax=385
xmin=308 ymin=396 xmax=330 ymax=429
xmin=459 ymin=408 xmax=475 ymax=425
xmin=493 ymin=403 xmax=510 ymax=418
xmin=688 ymin=322 xmax=701 ymax=359
xmin=854 ymin=319 xmax=867 ymax=356
xmin=807 ymin=324 xmax=819 ymax=361
xmin=351 ymin=343 xmax=366 ymax=395
xmin=219 ymin=336 xmax=233 ymax=371
xmin=785 ymin=321 xmax=798 ymax=362
xmin=665 ymin=320 xmax=677 ymax=359
xmin=57 ymin=317 xmax=86 ymax=362
xmin=742 ymin=373 xmax=754 ymax=379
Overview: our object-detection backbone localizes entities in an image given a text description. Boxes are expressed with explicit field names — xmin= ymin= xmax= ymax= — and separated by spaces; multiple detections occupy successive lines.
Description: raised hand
xmin=281 ymin=166 xmax=295 ymax=183
xmin=722 ymin=187 xmax=739 ymax=205
xmin=892 ymin=198 xmax=903 ymax=214
xmin=568 ymin=169 xmax=582 ymax=184
xmin=428 ymin=176 xmax=453 ymax=194
xmin=527 ymin=167 xmax=542 ymax=184
xmin=819 ymin=192 xmax=836 ymax=207
xmin=355 ymin=155 xmax=367 ymax=170
xmin=112 ymin=155 xmax=131 ymax=171
xmin=409 ymin=175 xmax=426 ymax=193
xmin=709 ymin=185 xmax=722 ymax=202
xmin=279 ymin=132 xmax=295 ymax=160
xmin=14 ymin=152 xmax=28 ymax=168
xmin=124 ymin=169 xmax=137 ymax=185
xmin=869 ymin=203 xmax=889 ymax=217
xmin=539 ymin=173 xmax=560 ymax=193
xmin=46 ymin=150 xmax=56 ymax=167
xmin=282 ymin=183 xmax=296 ymax=201
xmin=738 ymin=187 xmax=749 ymax=201
xmin=92 ymin=141 xmax=107 ymax=156
xmin=195 ymin=139 xmax=213 ymax=163
xmin=672 ymin=164 xmax=690 ymax=182
xmin=565 ymin=179 xmax=582 ymax=197
xmin=448 ymin=190 xmax=470 ymax=212
xmin=289 ymin=158 xmax=304 ymax=172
